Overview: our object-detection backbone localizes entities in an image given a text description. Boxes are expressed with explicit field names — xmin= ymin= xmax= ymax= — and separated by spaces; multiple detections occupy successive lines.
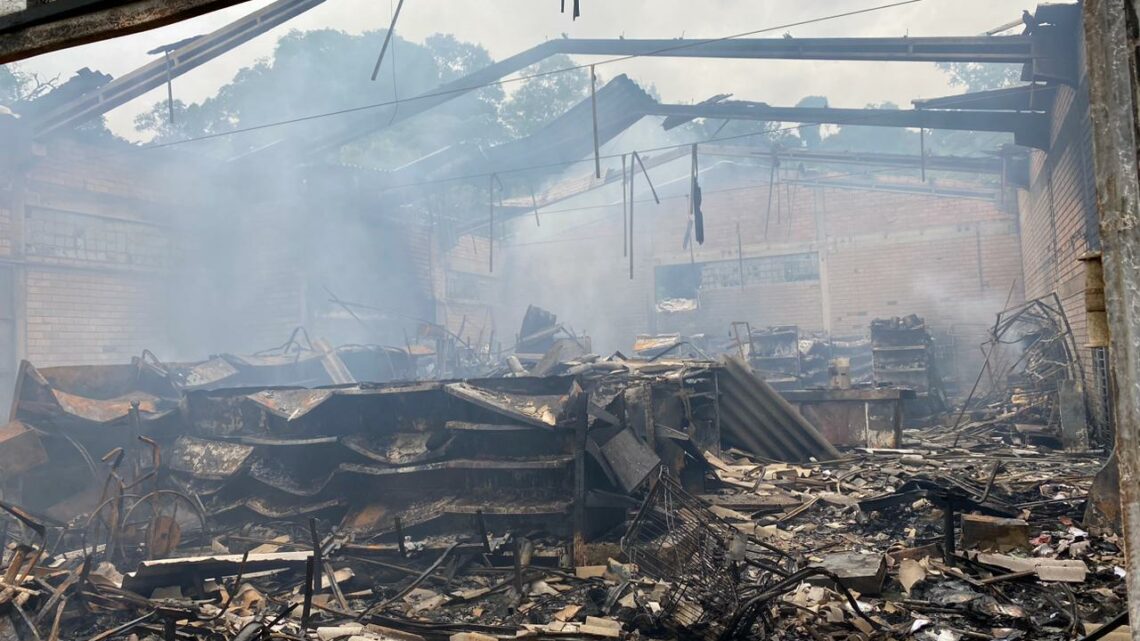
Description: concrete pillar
xmin=1083 ymin=0 xmax=1140 ymax=636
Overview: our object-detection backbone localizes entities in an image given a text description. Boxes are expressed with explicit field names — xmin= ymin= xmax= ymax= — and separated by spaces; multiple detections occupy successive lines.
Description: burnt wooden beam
xmin=0 ymin=0 xmax=255 ymax=64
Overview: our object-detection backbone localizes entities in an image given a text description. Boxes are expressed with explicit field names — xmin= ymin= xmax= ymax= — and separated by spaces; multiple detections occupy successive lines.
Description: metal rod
xmin=920 ymin=124 xmax=927 ymax=182
xmin=475 ymin=510 xmax=491 ymax=553
xmin=942 ymin=503 xmax=955 ymax=564
xmin=488 ymin=173 xmax=495 ymax=273
xmin=590 ymin=65 xmax=601 ymax=179
xmin=309 ymin=518 xmax=323 ymax=592
xmin=301 ymin=557 xmax=315 ymax=628
xmin=370 ymin=0 xmax=407 ymax=81
xmin=530 ymin=185 xmax=540 ymax=227
xmin=395 ymin=517 xmax=406 ymax=557
xmin=736 ymin=222 xmax=745 ymax=290
xmin=163 ymin=51 xmax=175 ymax=124
xmin=512 ymin=535 xmax=523 ymax=602
xmin=632 ymin=151 xmax=660 ymax=203
xmin=629 ymin=155 xmax=635 ymax=280
xmin=621 ymin=154 xmax=628 ymax=257
xmin=764 ymin=159 xmax=777 ymax=236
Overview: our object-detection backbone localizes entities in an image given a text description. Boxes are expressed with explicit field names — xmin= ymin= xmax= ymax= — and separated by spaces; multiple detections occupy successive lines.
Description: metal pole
xmin=629 ymin=157 xmax=635 ymax=280
xmin=590 ymin=65 xmax=601 ymax=179
xmin=163 ymin=51 xmax=175 ymax=124
xmin=370 ymin=0 xmax=407 ymax=81
xmin=488 ymin=174 xmax=495 ymax=273
xmin=736 ymin=222 xmax=745 ymax=290
xmin=622 ymin=154 xmax=628 ymax=257
xmin=1084 ymin=0 xmax=1140 ymax=636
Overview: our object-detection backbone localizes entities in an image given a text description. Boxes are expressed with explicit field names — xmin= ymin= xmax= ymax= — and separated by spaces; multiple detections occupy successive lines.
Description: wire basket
xmin=621 ymin=472 xmax=743 ymax=639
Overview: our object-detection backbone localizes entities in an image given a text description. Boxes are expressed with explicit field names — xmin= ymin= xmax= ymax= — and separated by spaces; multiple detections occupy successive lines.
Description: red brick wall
xmin=492 ymin=170 xmax=1023 ymax=379
xmin=13 ymin=140 xmax=175 ymax=366
xmin=2 ymin=139 xmax=313 ymax=370
xmin=1017 ymin=63 xmax=1099 ymax=394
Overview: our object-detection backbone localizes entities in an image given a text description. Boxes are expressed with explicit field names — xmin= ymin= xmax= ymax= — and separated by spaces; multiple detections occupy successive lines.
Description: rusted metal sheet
xmin=248 ymin=456 xmax=335 ymax=496
xmin=11 ymin=361 xmax=175 ymax=425
xmin=51 ymin=389 xmax=164 ymax=423
xmin=169 ymin=436 xmax=255 ymax=480
xmin=175 ymin=357 xmax=239 ymax=389
xmin=0 ymin=421 xmax=47 ymax=480
xmin=783 ymin=388 xmax=913 ymax=449
xmin=339 ymin=456 xmax=574 ymax=477
xmin=589 ymin=426 xmax=659 ymax=493
xmin=444 ymin=382 xmax=564 ymax=428
xmin=717 ymin=356 xmax=841 ymax=462
xmin=341 ymin=432 xmax=451 ymax=466
xmin=245 ymin=388 xmax=335 ymax=421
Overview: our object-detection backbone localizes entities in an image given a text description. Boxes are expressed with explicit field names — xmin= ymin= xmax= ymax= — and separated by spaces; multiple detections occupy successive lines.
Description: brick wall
xmin=1017 ymin=44 xmax=1099 ymax=396
xmin=1 ymin=139 xmax=321 ymax=372
xmin=496 ymin=169 xmax=1023 ymax=383
xmin=23 ymin=269 xmax=163 ymax=366
xmin=0 ymin=200 xmax=11 ymax=257
xmin=439 ymin=231 xmax=499 ymax=346
xmin=10 ymin=139 xmax=176 ymax=367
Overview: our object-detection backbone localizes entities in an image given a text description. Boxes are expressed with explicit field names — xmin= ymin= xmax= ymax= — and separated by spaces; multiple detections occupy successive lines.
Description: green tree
xmin=0 ymin=64 xmax=57 ymax=106
xmin=936 ymin=62 xmax=1022 ymax=93
xmin=132 ymin=29 xmax=526 ymax=166
xmin=795 ymin=95 xmax=828 ymax=148
xmin=134 ymin=29 xmax=448 ymax=162
xmin=498 ymin=54 xmax=589 ymax=139
xmin=819 ymin=101 xmax=919 ymax=154
xmin=0 ymin=65 xmax=20 ymax=104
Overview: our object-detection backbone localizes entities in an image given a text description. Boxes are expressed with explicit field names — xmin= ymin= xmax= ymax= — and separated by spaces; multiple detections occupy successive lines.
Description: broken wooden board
xmin=972 ymin=552 xmax=1088 ymax=583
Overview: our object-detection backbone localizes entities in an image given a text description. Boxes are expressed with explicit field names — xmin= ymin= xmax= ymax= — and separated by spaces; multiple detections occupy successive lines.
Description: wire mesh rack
xmin=621 ymin=472 xmax=744 ymax=640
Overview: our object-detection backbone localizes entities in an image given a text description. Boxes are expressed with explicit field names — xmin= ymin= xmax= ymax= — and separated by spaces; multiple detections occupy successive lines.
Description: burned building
xmin=0 ymin=1 xmax=1138 ymax=640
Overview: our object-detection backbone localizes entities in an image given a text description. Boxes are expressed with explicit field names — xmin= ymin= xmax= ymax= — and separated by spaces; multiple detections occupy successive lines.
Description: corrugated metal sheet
xmin=716 ymin=356 xmax=840 ymax=462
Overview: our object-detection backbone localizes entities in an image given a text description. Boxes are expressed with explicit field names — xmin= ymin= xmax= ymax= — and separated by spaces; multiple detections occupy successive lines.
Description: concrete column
xmin=1083 ymin=0 xmax=1140 ymax=636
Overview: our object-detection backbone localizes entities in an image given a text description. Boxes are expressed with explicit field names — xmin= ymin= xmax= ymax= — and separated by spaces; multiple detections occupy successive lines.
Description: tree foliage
xmin=497 ymin=54 xmax=589 ymax=139
xmin=0 ymin=64 xmax=58 ymax=106
xmin=936 ymin=62 xmax=1022 ymax=93
xmin=132 ymin=30 xmax=603 ymax=168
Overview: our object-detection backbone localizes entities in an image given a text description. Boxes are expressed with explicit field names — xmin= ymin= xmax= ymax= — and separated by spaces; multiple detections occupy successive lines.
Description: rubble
xmin=0 ymin=330 xmax=1125 ymax=641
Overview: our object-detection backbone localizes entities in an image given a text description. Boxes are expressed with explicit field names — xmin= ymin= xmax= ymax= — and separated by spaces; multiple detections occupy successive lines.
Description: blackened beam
xmin=648 ymin=103 xmax=1051 ymax=149
xmin=31 ymin=0 xmax=327 ymax=137
xmin=0 ymin=0 xmax=255 ymax=64
xmin=518 ymin=35 xmax=1037 ymax=63
xmin=781 ymin=176 xmax=1002 ymax=202
xmin=701 ymin=146 xmax=1011 ymax=175
xmin=483 ymin=144 xmax=1015 ymax=228
xmin=301 ymin=35 xmax=1037 ymax=156
xmin=912 ymin=83 xmax=1057 ymax=111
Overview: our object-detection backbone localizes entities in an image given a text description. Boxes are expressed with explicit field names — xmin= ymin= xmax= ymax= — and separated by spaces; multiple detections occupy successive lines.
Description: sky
xmin=11 ymin=0 xmax=1029 ymax=141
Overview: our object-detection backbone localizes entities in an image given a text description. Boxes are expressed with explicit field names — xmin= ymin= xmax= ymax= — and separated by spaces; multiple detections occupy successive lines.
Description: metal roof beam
xmin=302 ymin=35 xmax=1037 ymax=156
xmin=648 ymin=103 xmax=1050 ymax=149
xmin=545 ymin=36 xmax=1037 ymax=64
xmin=31 ymin=0 xmax=328 ymax=137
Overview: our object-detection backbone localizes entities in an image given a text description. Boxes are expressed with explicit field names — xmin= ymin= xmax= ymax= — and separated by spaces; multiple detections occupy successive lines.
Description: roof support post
xmin=1083 ymin=0 xmax=1140 ymax=638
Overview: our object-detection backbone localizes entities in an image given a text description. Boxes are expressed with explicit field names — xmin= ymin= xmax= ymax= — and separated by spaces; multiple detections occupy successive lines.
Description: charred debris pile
xmin=0 ymin=316 xmax=1125 ymax=641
